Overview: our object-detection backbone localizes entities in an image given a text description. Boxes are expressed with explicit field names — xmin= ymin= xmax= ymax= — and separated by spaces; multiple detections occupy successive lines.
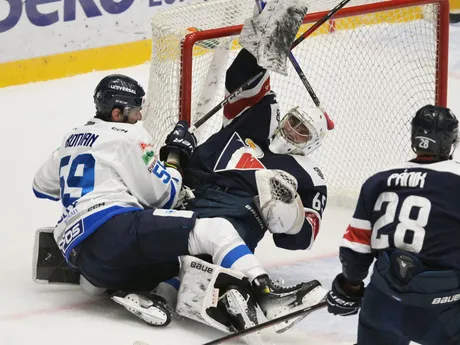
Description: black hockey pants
xmin=358 ymin=283 xmax=460 ymax=345
xmin=185 ymin=184 xmax=266 ymax=252
xmin=73 ymin=209 xmax=196 ymax=291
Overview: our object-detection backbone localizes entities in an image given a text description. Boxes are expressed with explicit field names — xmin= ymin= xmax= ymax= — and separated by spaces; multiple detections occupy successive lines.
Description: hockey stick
xmin=189 ymin=70 xmax=264 ymax=132
xmin=202 ymin=301 xmax=327 ymax=345
xmin=292 ymin=0 xmax=351 ymax=50
xmin=287 ymin=50 xmax=337 ymax=129
xmin=289 ymin=0 xmax=350 ymax=129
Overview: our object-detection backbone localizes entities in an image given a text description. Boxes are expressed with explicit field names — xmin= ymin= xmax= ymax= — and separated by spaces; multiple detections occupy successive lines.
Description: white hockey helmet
xmin=269 ymin=106 xmax=329 ymax=155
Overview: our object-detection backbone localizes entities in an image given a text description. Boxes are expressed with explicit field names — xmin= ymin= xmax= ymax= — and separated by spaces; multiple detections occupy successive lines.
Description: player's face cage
xmin=123 ymin=98 xmax=150 ymax=122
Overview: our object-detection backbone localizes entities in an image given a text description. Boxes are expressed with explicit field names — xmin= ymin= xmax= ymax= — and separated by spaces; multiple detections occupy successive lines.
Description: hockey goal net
xmin=143 ymin=0 xmax=449 ymax=203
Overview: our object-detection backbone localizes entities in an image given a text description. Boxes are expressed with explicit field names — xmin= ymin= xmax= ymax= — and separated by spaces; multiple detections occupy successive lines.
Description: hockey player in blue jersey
xmin=121 ymin=25 xmax=334 ymax=332
xmin=326 ymin=105 xmax=460 ymax=345
xmin=184 ymin=47 xmax=331 ymax=254
xmin=144 ymin=47 xmax=333 ymax=330
xmin=33 ymin=74 xmax=324 ymax=332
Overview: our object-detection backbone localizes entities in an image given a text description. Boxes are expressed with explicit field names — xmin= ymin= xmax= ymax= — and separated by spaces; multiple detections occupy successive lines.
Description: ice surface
xmin=1 ymin=24 xmax=459 ymax=345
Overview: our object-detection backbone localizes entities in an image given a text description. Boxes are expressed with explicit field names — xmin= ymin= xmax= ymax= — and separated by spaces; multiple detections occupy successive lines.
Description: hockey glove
xmin=160 ymin=120 xmax=197 ymax=169
xmin=327 ymin=273 xmax=365 ymax=316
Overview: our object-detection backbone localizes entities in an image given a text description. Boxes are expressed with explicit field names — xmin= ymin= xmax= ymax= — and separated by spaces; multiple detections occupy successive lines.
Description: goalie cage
xmin=143 ymin=0 xmax=449 ymax=205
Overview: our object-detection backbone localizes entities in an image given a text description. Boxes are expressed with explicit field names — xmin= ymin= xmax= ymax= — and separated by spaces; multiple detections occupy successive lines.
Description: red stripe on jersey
xmin=223 ymin=77 xmax=271 ymax=120
xmin=343 ymin=225 xmax=371 ymax=245
xmin=305 ymin=212 xmax=320 ymax=239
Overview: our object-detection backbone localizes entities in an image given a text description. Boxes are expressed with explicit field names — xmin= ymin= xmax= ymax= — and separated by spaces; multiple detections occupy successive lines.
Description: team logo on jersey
xmin=244 ymin=139 xmax=264 ymax=157
xmin=58 ymin=220 xmax=84 ymax=255
xmin=214 ymin=132 xmax=265 ymax=172
xmin=139 ymin=142 xmax=153 ymax=151
xmin=142 ymin=151 xmax=156 ymax=165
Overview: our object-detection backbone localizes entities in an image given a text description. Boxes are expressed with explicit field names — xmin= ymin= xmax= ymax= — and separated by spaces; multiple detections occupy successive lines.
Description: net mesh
xmin=144 ymin=0 xmax=446 ymax=203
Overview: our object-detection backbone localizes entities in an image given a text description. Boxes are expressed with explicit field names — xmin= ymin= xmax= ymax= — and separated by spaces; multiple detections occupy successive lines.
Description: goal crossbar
xmin=180 ymin=0 xmax=449 ymax=125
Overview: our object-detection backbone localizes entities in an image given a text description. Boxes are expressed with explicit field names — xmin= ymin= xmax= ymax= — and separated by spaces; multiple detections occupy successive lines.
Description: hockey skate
xmin=252 ymin=275 xmax=328 ymax=333
xmin=111 ymin=292 xmax=172 ymax=327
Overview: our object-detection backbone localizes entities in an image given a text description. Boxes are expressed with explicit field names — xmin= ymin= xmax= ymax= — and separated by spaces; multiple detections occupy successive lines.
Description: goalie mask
xmin=269 ymin=106 xmax=328 ymax=155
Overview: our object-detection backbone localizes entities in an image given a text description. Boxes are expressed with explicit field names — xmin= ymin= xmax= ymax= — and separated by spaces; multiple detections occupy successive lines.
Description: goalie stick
xmin=291 ymin=0 xmax=351 ymax=51
xmin=288 ymin=0 xmax=351 ymax=129
xmin=190 ymin=0 xmax=350 ymax=133
xmin=189 ymin=70 xmax=264 ymax=132
xmin=201 ymin=301 xmax=327 ymax=345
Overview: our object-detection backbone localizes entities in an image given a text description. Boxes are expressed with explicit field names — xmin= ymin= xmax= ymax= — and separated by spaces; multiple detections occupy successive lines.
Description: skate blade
xmin=273 ymin=286 xmax=328 ymax=334
xmin=111 ymin=295 xmax=169 ymax=326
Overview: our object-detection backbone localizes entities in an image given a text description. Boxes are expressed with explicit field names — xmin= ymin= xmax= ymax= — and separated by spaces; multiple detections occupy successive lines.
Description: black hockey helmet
xmin=411 ymin=104 xmax=458 ymax=158
xmin=93 ymin=74 xmax=145 ymax=121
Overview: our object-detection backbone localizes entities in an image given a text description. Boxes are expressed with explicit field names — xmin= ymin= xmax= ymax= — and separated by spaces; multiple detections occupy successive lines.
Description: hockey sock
xmin=152 ymin=277 xmax=180 ymax=310
xmin=188 ymin=218 xmax=266 ymax=281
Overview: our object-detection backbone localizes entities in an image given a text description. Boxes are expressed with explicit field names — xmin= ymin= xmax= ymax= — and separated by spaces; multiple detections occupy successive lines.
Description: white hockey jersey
xmin=33 ymin=118 xmax=182 ymax=262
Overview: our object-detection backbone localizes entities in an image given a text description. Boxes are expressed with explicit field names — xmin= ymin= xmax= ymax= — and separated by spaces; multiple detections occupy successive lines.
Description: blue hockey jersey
xmin=341 ymin=158 xmax=460 ymax=284
xmin=185 ymin=49 xmax=327 ymax=250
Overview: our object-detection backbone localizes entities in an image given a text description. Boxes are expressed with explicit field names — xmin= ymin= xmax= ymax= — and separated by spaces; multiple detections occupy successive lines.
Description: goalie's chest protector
xmin=187 ymin=95 xmax=321 ymax=195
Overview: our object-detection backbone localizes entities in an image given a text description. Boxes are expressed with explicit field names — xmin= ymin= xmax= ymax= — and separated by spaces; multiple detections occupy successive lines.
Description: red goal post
xmin=144 ymin=0 xmax=449 ymax=203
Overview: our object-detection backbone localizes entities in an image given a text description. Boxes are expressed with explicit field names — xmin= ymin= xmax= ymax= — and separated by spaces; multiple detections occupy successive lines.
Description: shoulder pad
xmin=291 ymin=155 xmax=326 ymax=187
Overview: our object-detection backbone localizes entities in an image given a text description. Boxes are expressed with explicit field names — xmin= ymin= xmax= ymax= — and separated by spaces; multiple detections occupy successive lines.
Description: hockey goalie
xmin=31 ymin=0 xmax=330 ymax=339
xmin=112 ymin=0 xmax=331 ymax=336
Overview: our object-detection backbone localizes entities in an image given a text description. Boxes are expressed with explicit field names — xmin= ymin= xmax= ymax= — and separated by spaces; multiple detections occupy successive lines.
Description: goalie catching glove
xmin=160 ymin=120 xmax=197 ymax=169
xmin=255 ymin=169 xmax=311 ymax=235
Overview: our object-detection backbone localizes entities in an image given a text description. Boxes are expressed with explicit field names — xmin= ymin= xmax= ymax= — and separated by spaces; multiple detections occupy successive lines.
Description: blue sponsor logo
xmin=1 ymin=0 xmax=185 ymax=33
xmin=58 ymin=220 xmax=84 ymax=254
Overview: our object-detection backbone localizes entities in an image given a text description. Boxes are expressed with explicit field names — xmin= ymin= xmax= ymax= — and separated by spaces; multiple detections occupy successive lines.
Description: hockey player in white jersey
xmin=33 ymin=74 xmax=324 ymax=333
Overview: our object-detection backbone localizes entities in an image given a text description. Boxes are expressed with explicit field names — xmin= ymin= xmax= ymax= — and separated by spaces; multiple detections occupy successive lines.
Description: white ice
xmin=1 ymin=24 xmax=460 ymax=345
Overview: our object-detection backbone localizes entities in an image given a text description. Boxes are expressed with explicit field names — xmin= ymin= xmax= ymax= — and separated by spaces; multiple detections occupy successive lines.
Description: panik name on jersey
xmin=387 ymin=170 xmax=427 ymax=188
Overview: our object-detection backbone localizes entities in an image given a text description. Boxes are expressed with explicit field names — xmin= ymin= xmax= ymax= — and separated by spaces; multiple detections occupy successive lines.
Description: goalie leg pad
xmin=32 ymin=227 xmax=80 ymax=285
xmin=176 ymin=255 xmax=260 ymax=333
xmin=221 ymin=286 xmax=259 ymax=331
